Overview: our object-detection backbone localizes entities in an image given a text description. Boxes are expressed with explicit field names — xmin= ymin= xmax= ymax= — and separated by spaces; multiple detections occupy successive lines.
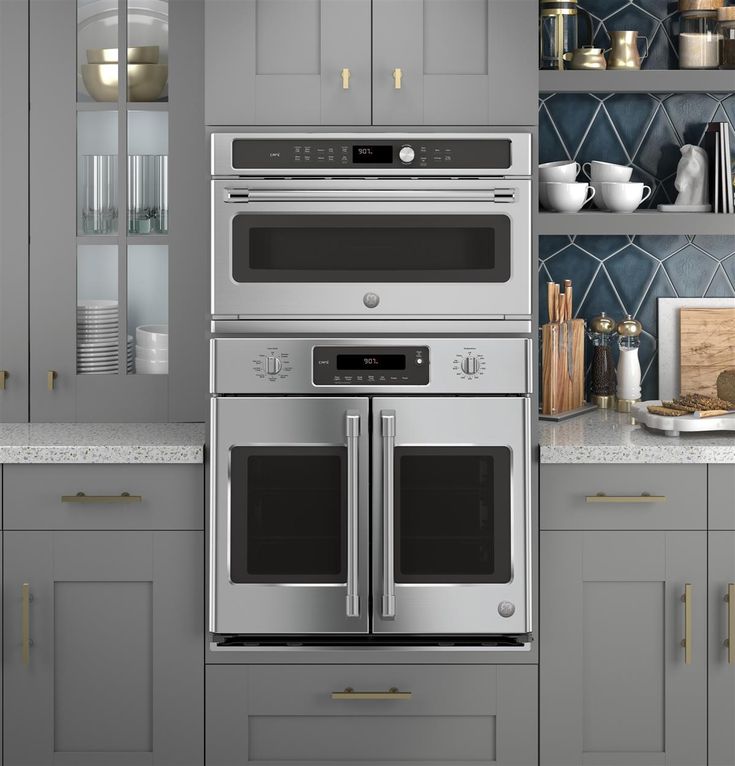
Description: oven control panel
xmin=313 ymin=346 xmax=429 ymax=386
xmin=453 ymin=352 xmax=487 ymax=380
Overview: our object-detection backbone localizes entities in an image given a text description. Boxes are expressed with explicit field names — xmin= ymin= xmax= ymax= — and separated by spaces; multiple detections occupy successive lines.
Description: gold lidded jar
xmin=679 ymin=0 xmax=723 ymax=69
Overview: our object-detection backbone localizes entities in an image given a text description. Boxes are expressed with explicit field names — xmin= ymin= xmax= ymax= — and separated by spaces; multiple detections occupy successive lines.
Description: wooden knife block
xmin=541 ymin=319 xmax=585 ymax=415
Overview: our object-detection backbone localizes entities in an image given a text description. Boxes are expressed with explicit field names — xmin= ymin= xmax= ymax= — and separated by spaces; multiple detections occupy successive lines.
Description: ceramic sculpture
xmin=658 ymin=144 xmax=712 ymax=212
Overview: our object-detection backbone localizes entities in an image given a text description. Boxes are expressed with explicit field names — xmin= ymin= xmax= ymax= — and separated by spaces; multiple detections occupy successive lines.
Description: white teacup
xmin=601 ymin=181 xmax=652 ymax=213
xmin=539 ymin=160 xmax=581 ymax=183
xmin=545 ymin=181 xmax=596 ymax=213
xmin=583 ymin=160 xmax=633 ymax=182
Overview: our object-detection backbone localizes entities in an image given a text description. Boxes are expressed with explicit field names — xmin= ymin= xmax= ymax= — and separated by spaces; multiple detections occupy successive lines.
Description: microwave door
xmin=210 ymin=397 xmax=370 ymax=635
xmin=371 ymin=397 xmax=531 ymax=636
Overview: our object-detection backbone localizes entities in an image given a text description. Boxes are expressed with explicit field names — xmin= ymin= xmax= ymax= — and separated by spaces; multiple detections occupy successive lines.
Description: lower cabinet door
xmin=540 ymin=531 xmax=707 ymax=766
xmin=709 ymin=531 xmax=735 ymax=766
xmin=206 ymin=664 xmax=538 ymax=766
xmin=3 ymin=531 xmax=203 ymax=766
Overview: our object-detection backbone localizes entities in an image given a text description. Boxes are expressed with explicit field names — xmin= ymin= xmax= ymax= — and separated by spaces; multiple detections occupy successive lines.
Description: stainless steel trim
xmin=381 ymin=410 xmax=396 ymax=619
xmin=346 ymin=411 xmax=361 ymax=618
xmin=524 ymin=396 xmax=533 ymax=632
xmin=232 ymin=189 xmax=514 ymax=203
xmin=210 ymin=319 xmax=534 ymax=335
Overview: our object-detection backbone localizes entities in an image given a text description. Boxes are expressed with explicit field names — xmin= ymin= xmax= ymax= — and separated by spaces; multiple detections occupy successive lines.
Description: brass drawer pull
xmin=586 ymin=493 xmax=666 ymax=503
xmin=341 ymin=67 xmax=350 ymax=89
xmin=331 ymin=687 xmax=412 ymax=701
xmin=726 ymin=583 xmax=734 ymax=665
xmin=681 ymin=583 xmax=693 ymax=665
xmin=392 ymin=67 xmax=402 ymax=89
xmin=61 ymin=491 xmax=142 ymax=504
xmin=0 ymin=370 xmax=7 ymax=390
xmin=22 ymin=583 xmax=32 ymax=666
xmin=47 ymin=370 xmax=57 ymax=391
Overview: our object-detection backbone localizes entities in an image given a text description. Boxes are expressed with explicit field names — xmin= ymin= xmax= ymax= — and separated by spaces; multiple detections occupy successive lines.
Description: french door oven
xmin=210 ymin=395 xmax=531 ymax=638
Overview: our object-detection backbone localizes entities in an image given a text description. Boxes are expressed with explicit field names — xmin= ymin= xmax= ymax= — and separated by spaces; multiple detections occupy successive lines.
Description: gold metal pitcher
xmin=607 ymin=30 xmax=649 ymax=70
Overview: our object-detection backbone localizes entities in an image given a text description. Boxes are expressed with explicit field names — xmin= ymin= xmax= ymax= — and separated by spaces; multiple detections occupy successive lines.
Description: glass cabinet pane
xmin=395 ymin=448 xmax=512 ymax=583
xmin=128 ymin=245 xmax=168 ymax=374
xmin=128 ymin=111 xmax=168 ymax=234
xmin=77 ymin=111 xmax=118 ymax=235
xmin=127 ymin=0 xmax=168 ymax=102
xmin=78 ymin=0 xmax=118 ymax=102
xmin=229 ymin=448 xmax=347 ymax=583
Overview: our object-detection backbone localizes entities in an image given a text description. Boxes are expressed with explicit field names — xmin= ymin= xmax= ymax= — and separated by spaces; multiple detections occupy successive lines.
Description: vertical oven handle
xmin=345 ymin=411 xmax=361 ymax=618
xmin=381 ymin=410 xmax=397 ymax=619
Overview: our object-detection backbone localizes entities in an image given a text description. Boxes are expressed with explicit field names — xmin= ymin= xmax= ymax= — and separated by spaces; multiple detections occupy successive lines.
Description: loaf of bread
xmin=717 ymin=369 xmax=735 ymax=405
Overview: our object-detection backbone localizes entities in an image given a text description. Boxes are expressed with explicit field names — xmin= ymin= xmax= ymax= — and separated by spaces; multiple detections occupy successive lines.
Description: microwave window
xmin=231 ymin=215 xmax=511 ymax=284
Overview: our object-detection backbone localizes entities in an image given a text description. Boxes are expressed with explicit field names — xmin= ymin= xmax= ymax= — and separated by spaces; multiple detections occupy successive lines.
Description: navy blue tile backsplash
xmin=539 ymin=236 xmax=735 ymax=400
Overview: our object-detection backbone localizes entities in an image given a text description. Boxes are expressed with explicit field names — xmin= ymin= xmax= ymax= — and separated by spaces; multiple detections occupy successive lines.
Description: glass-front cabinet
xmin=29 ymin=0 xmax=206 ymax=421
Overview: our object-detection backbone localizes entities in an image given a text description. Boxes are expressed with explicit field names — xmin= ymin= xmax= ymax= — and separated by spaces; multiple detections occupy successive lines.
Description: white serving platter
xmin=632 ymin=400 xmax=735 ymax=437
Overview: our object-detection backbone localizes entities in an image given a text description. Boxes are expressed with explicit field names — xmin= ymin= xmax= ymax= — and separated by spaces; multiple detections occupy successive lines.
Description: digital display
xmin=337 ymin=354 xmax=406 ymax=371
xmin=352 ymin=145 xmax=393 ymax=164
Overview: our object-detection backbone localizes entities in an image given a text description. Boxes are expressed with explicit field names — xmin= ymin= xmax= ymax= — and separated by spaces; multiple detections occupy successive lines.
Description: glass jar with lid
xmin=679 ymin=0 xmax=723 ymax=69
xmin=718 ymin=6 xmax=735 ymax=68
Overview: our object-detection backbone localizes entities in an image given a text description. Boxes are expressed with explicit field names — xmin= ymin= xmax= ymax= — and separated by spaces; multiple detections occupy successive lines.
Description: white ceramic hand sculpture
xmin=674 ymin=145 xmax=709 ymax=206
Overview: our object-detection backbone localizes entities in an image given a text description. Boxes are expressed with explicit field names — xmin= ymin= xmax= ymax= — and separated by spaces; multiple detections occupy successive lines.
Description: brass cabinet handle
xmin=0 ymin=370 xmax=7 ymax=390
xmin=341 ymin=67 xmax=350 ymax=89
xmin=47 ymin=370 xmax=57 ymax=391
xmin=726 ymin=583 xmax=735 ymax=665
xmin=331 ymin=687 xmax=412 ymax=701
xmin=61 ymin=491 xmax=142 ymax=504
xmin=22 ymin=583 xmax=31 ymax=666
xmin=392 ymin=67 xmax=402 ymax=89
xmin=586 ymin=493 xmax=667 ymax=503
xmin=681 ymin=583 xmax=693 ymax=665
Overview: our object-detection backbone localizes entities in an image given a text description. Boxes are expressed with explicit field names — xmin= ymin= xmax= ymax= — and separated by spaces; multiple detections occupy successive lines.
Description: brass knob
xmin=341 ymin=67 xmax=350 ymax=89
xmin=393 ymin=67 xmax=403 ymax=89
xmin=47 ymin=370 xmax=57 ymax=391
xmin=0 ymin=370 xmax=7 ymax=390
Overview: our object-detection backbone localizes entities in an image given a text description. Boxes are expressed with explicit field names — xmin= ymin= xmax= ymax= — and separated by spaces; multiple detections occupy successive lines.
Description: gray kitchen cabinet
xmin=539 ymin=530 xmax=708 ymax=766
xmin=372 ymin=0 xmax=537 ymax=126
xmin=3 ymin=529 xmax=203 ymax=766
xmin=709 ymin=531 xmax=735 ymax=766
xmin=205 ymin=0 xmax=372 ymax=125
xmin=709 ymin=466 xmax=735 ymax=529
xmin=207 ymin=664 xmax=538 ymax=765
xmin=0 ymin=0 xmax=29 ymax=423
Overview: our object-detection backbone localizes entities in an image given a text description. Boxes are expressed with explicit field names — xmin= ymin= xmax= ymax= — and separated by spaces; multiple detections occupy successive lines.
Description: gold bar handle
xmin=47 ymin=370 xmax=57 ymax=391
xmin=61 ymin=491 xmax=142 ymax=504
xmin=586 ymin=493 xmax=667 ymax=503
xmin=681 ymin=583 xmax=693 ymax=665
xmin=22 ymin=583 xmax=31 ymax=666
xmin=392 ymin=67 xmax=402 ymax=89
xmin=331 ymin=687 xmax=412 ymax=701
xmin=0 ymin=370 xmax=7 ymax=390
xmin=341 ymin=67 xmax=350 ymax=89
xmin=726 ymin=583 xmax=735 ymax=665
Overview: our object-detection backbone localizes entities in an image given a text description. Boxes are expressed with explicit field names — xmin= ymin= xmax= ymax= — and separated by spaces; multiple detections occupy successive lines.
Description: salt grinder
xmin=616 ymin=315 xmax=643 ymax=412
xmin=588 ymin=312 xmax=617 ymax=408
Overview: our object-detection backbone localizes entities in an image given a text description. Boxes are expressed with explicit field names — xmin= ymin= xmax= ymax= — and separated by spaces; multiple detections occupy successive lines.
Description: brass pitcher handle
xmin=638 ymin=35 xmax=649 ymax=61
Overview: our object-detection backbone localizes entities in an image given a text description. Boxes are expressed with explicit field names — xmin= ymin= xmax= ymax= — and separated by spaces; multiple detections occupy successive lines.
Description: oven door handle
xmin=381 ymin=410 xmax=397 ymax=619
xmin=345 ymin=411 xmax=361 ymax=618
xmin=224 ymin=189 xmax=514 ymax=204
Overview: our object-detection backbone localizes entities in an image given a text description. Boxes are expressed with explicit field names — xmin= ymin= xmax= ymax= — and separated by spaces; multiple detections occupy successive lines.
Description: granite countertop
xmin=0 ymin=423 xmax=206 ymax=464
xmin=540 ymin=409 xmax=735 ymax=464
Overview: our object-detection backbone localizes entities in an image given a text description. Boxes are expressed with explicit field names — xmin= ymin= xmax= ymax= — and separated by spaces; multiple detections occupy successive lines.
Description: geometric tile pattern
xmin=539 ymin=92 xmax=735 ymax=207
xmin=539 ymin=235 xmax=735 ymax=399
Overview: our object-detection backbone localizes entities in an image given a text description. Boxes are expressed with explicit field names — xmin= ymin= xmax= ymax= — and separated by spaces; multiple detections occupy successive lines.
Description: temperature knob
xmin=461 ymin=356 xmax=479 ymax=375
xmin=266 ymin=356 xmax=282 ymax=375
xmin=399 ymin=145 xmax=415 ymax=164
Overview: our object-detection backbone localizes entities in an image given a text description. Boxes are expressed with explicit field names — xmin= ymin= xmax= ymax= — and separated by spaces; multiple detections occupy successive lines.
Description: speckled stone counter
xmin=540 ymin=409 xmax=735 ymax=464
xmin=0 ymin=423 xmax=205 ymax=463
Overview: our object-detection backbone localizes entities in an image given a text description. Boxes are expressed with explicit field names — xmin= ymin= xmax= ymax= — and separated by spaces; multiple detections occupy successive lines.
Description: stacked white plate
xmin=136 ymin=324 xmax=168 ymax=374
xmin=77 ymin=300 xmax=134 ymax=374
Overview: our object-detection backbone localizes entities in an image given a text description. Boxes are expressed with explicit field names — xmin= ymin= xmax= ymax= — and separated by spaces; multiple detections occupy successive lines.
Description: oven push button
xmin=498 ymin=601 xmax=516 ymax=618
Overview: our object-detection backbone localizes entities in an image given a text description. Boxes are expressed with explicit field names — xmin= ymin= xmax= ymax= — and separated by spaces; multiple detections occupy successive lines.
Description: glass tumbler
xmin=80 ymin=154 xmax=118 ymax=235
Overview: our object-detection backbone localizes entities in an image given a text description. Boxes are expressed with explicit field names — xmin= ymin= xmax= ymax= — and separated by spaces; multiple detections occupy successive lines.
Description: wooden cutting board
xmin=680 ymin=308 xmax=735 ymax=396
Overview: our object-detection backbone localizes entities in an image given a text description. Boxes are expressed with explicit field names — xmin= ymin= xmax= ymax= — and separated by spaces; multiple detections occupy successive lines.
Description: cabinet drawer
xmin=206 ymin=664 xmax=537 ymax=766
xmin=540 ymin=464 xmax=706 ymax=530
xmin=709 ymin=466 xmax=735 ymax=529
xmin=3 ymin=464 xmax=203 ymax=530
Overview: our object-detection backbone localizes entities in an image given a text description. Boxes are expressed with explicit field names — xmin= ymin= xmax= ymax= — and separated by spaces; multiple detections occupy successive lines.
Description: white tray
xmin=632 ymin=400 xmax=735 ymax=437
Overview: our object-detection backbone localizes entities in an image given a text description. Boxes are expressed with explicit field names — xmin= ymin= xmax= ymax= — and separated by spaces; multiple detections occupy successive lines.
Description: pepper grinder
xmin=588 ymin=312 xmax=617 ymax=408
xmin=616 ymin=315 xmax=643 ymax=412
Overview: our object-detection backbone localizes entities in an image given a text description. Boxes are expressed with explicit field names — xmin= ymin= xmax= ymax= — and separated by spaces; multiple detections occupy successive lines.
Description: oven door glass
xmin=231 ymin=214 xmax=511 ymax=283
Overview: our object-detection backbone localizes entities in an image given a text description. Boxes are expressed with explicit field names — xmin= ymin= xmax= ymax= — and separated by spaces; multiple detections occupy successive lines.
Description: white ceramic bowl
xmin=601 ymin=181 xmax=652 ymax=213
xmin=135 ymin=358 xmax=169 ymax=375
xmin=539 ymin=160 xmax=581 ymax=183
xmin=135 ymin=344 xmax=169 ymax=361
xmin=544 ymin=182 xmax=596 ymax=213
xmin=583 ymin=160 xmax=633 ymax=182
xmin=136 ymin=324 xmax=168 ymax=349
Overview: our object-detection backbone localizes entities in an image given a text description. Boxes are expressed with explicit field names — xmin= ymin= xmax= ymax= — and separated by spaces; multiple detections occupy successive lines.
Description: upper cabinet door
xmin=372 ymin=0 xmax=537 ymax=126
xmin=205 ymin=0 xmax=371 ymax=125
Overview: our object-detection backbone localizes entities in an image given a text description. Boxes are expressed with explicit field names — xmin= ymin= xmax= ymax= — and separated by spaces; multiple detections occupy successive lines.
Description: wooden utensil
xmin=679 ymin=307 xmax=735 ymax=396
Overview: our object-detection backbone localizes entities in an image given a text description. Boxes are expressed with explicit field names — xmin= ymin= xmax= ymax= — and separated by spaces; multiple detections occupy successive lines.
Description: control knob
xmin=266 ymin=356 xmax=282 ymax=375
xmin=399 ymin=145 xmax=415 ymax=164
xmin=461 ymin=356 xmax=479 ymax=375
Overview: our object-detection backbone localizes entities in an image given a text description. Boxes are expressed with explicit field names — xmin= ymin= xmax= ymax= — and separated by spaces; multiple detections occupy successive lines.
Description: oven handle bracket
xmin=224 ymin=189 xmax=515 ymax=204
xmin=381 ymin=410 xmax=397 ymax=619
xmin=345 ymin=411 xmax=361 ymax=619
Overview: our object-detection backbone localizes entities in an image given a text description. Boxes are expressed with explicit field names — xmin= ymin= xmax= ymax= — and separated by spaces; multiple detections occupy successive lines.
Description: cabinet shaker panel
xmin=709 ymin=465 xmax=735 ymax=529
